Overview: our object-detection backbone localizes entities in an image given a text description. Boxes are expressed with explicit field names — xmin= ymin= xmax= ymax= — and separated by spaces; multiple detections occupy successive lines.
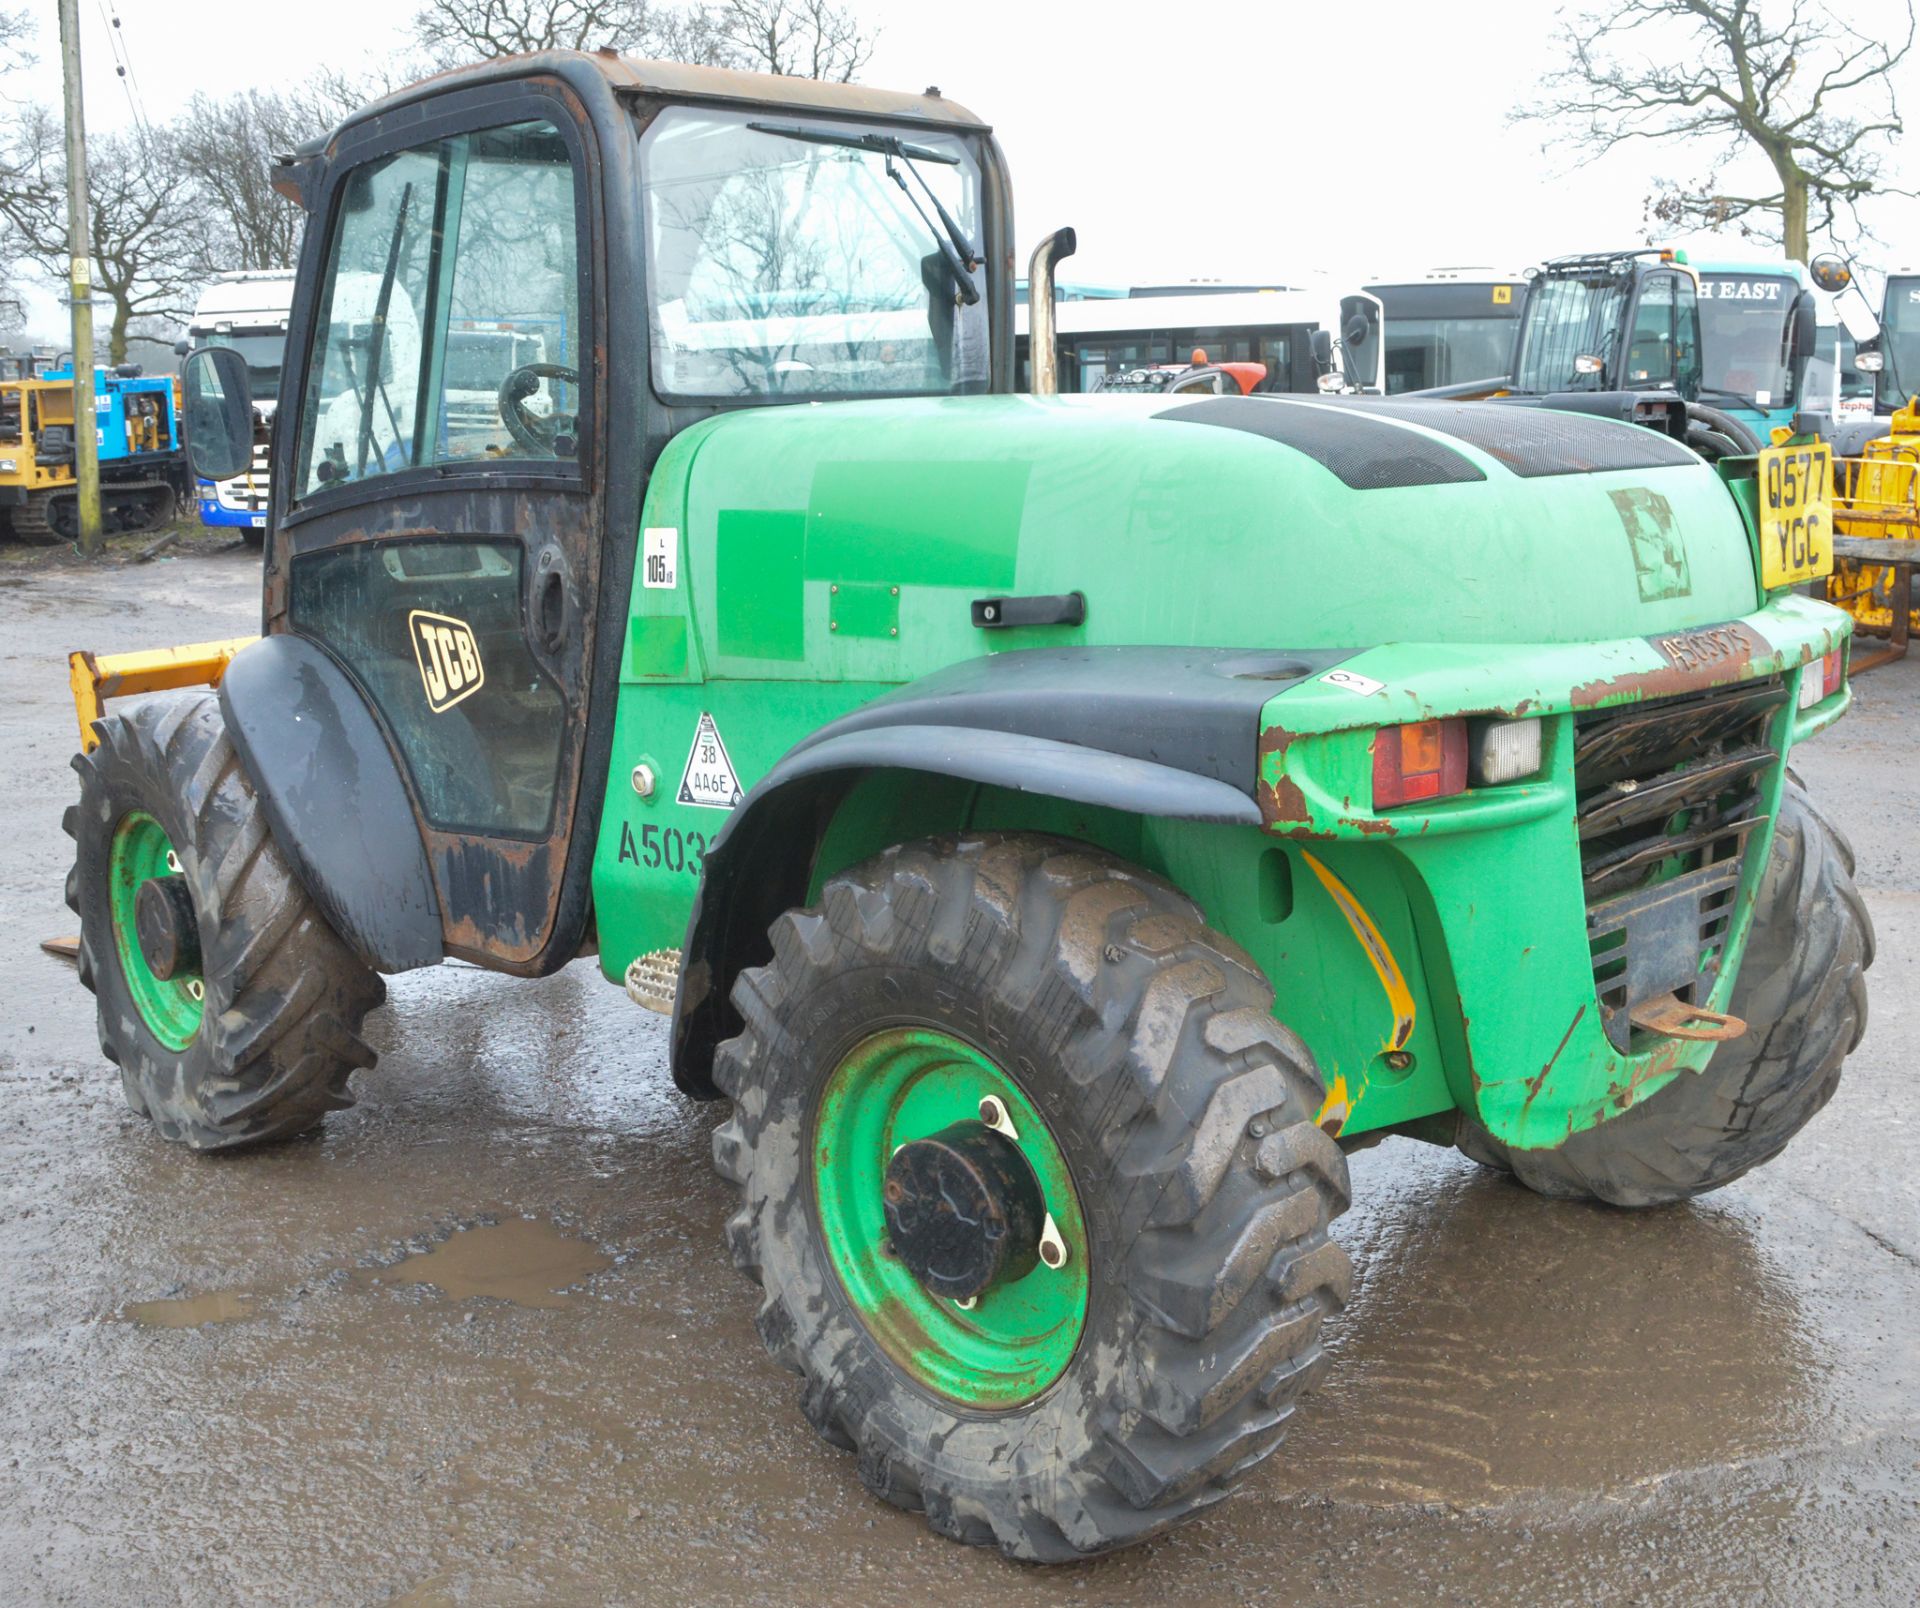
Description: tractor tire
xmin=66 ymin=690 xmax=385 ymax=1149
xmin=1456 ymin=779 xmax=1871 ymax=1206
xmin=710 ymin=833 xmax=1351 ymax=1560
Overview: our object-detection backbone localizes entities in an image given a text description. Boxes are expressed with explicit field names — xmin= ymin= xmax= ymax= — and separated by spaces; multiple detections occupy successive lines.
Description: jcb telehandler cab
xmin=68 ymin=53 xmax=1870 ymax=1561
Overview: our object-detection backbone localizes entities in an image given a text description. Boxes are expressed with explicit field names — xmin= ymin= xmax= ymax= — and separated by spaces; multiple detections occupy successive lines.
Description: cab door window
xmin=1626 ymin=273 xmax=1681 ymax=386
xmin=295 ymin=120 xmax=584 ymax=499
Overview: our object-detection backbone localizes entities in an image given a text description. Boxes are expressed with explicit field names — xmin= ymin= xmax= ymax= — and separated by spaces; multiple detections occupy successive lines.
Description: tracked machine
xmin=0 ymin=362 xmax=182 ymax=540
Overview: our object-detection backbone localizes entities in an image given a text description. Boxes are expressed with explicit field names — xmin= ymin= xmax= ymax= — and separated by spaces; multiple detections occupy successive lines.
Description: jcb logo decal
xmin=409 ymin=610 xmax=484 ymax=713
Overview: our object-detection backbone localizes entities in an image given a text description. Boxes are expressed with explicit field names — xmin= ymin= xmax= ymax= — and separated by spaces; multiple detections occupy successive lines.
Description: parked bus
xmin=1689 ymin=257 xmax=1822 ymax=434
xmin=1364 ymin=268 xmax=1528 ymax=393
xmin=180 ymin=271 xmax=295 ymax=540
xmin=1016 ymin=285 xmax=1384 ymax=394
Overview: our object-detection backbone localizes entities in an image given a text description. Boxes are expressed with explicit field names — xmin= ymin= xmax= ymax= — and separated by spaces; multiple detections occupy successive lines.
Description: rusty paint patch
xmin=1520 ymin=1004 xmax=1586 ymax=1115
xmin=1569 ymin=622 xmax=1769 ymax=710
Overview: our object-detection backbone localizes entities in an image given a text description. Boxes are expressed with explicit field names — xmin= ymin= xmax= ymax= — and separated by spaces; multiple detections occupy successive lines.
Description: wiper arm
xmin=1697 ymin=384 xmax=1764 ymax=413
xmin=355 ymin=180 xmax=413 ymax=478
xmin=749 ymin=120 xmax=981 ymax=305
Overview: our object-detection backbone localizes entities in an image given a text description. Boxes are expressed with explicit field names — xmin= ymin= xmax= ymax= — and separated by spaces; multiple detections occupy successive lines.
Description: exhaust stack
xmin=1026 ymin=227 xmax=1077 ymax=396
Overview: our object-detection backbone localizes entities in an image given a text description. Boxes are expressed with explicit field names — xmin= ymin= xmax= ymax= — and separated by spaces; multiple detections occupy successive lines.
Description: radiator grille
xmin=1573 ymin=679 xmax=1785 ymax=1049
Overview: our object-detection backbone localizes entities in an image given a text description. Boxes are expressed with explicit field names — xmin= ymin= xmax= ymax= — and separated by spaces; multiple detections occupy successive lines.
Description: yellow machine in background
xmin=1827 ymin=399 xmax=1920 ymax=663
xmin=0 ymin=365 xmax=184 ymax=541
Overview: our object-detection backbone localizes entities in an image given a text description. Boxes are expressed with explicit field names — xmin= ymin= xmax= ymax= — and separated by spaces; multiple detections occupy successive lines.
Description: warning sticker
xmin=642 ymin=527 xmax=678 ymax=589
xmin=679 ymin=712 xmax=743 ymax=809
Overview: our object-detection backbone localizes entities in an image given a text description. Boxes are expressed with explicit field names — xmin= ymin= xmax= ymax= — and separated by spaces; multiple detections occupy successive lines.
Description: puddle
xmin=373 ymin=1218 xmax=613 ymax=1309
xmin=124 ymin=1289 xmax=256 ymax=1328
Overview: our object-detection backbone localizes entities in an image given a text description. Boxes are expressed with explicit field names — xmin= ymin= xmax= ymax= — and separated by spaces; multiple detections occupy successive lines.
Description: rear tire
xmin=66 ymin=691 xmax=386 ymax=1149
xmin=1456 ymin=780 xmax=1871 ymax=1206
xmin=711 ymin=833 xmax=1351 ymax=1560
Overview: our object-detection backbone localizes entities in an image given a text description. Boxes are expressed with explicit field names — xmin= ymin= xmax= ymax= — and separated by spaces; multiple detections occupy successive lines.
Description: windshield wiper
xmin=1697 ymin=384 xmax=1765 ymax=414
xmin=353 ymin=180 xmax=413 ymax=478
xmin=748 ymin=121 xmax=981 ymax=306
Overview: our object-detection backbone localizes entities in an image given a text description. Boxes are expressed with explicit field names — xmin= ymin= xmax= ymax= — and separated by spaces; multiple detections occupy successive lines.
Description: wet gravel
xmin=2 ymin=552 xmax=1916 ymax=1606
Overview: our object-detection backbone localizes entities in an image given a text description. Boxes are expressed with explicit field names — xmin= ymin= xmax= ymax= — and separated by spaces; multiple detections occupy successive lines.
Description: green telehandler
xmin=66 ymin=52 xmax=1869 ymax=1560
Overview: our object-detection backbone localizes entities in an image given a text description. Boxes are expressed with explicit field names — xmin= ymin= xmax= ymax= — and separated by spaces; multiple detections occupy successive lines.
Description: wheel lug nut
xmin=977 ymin=1095 xmax=1018 ymax=1138
xmin=1038 ymin=1212 xmax=1068 ymax=1269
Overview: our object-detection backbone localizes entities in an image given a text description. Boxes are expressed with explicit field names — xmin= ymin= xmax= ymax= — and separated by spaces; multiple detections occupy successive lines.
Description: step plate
xmin=624 ymin=949 xmax=683 ymax=1015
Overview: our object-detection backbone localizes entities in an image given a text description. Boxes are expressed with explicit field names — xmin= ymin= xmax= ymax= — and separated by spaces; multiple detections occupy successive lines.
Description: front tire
xmin=66 ymin=691 xmax=386 ymax=1149
xmin=710 ymin=834 xmax=1351 ymax=1560
xmin=1457 ymin=779 xmax=1871 ymax=1206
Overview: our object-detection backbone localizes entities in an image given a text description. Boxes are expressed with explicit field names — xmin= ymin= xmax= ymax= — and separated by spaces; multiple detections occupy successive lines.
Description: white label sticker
xmin=1320 ymin=668 xmax=1385 ymax=697
xmin=679 ymin=712 xmax=743 ymax=809
xmin=642 ymin=526 xmax=678 ymax=590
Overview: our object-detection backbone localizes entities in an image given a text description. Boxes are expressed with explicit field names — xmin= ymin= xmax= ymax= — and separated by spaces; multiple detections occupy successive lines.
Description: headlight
xmin=0 ymin=458 xmax=16 ymax=473
xmin=1468 ymin=717 xmax=1543 ymax=786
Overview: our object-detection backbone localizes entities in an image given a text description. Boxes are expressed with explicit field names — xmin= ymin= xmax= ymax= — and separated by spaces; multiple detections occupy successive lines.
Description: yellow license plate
xmin=1757 ymin=441 xmax=1833 ymax=588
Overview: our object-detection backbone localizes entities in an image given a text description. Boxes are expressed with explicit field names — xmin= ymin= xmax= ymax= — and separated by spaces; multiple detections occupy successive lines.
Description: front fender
xmin=219 ymin=635 xmax=443 ymax=973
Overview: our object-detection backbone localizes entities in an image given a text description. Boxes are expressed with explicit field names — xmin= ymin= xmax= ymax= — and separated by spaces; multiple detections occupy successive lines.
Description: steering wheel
xmin=497 ymin=363 xmax=579 ymax=455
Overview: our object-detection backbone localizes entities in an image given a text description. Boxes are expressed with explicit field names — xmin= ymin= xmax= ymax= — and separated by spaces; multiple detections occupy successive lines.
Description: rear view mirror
xmin=1810 ymin=255 xmax=1852 ymax=294
xmin=1310 ymin=328 xmax=1334 ymax=368
xmin=180 ymin=346 xmax=254 ymax=483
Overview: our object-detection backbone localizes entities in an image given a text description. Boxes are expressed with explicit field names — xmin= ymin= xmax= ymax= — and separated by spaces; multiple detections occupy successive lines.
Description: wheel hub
xmin=133 ymin=874 xmax=199 ymax=982
xmin=883 ymin=1121 xmax=1044 ymax=1302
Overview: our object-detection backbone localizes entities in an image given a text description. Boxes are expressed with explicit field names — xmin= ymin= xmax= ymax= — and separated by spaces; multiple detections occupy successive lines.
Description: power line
xmin=90 ymin=0 xmax=151 ymax=136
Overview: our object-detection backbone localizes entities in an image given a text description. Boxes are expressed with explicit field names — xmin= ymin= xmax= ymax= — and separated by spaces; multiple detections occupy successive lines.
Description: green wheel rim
xmin=108 ymin=811 xmax=203 ymax=1051
xmin=812 ymin=1026 xmax=1089 ymax=1410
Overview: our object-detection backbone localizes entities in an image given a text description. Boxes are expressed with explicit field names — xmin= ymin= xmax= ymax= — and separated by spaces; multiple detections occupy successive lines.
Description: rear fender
xmin=218 ymin=635 xmax=444 ymax=973
xmin=668 ymin=645 xmax=1355 ymax=1096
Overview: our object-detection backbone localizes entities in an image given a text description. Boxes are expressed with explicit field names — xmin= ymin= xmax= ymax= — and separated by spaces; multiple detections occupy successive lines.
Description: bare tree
xmin=1519 ymin=0 xmax=1915 ymax=260
xmin=0 ymin=106 xmax=198 ymax=363
xmin=173 ymin=92 xmax=312 ymax=274
xmin=410 ymin=0 xmax=647 ymax=65
xmin=0 ymin=5 xmax=35 ymax=327
xmin=711 ymin=0 xmax=874 ymax=81
xmin=406 ymin=0 xmax=873 ymax=79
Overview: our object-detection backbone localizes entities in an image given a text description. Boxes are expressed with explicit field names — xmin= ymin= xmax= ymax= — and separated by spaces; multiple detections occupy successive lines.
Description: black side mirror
xmin=181 ymin=346 xmax=254 ymax=482
xmin=1310 ymin=328 xmax=1334 ymax=369
xmin=1789 ymin=289 xmax=1819 ymax=366
xmin=173 ymin=338 xmax=190 ymax=358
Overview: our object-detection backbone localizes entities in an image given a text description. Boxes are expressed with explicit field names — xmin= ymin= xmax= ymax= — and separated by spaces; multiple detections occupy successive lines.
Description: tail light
xmin=1798 ymin=648 xmax=1845 ymax=709
xmin=1373 ymin=719 xmax=1468 ymax=809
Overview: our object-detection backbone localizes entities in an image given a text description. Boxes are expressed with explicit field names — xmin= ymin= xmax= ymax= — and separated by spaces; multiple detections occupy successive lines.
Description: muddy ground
xmin=1 ymin=552 xmax=1915 ymax=1606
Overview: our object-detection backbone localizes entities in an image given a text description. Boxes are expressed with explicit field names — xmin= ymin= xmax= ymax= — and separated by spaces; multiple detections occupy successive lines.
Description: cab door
xmin=269 ymin=82 xmax=611 ymax=974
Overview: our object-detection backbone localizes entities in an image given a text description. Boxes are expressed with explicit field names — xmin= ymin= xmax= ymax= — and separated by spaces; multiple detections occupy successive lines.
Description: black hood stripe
xmin=1157 ymin=396 xmax=1486 ymax=490
xmin=1311 ymin=396 xmax=1699 ymax=478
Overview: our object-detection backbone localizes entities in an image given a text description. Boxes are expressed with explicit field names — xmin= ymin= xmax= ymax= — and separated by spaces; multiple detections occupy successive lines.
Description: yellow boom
xmin=68 ymin=637 xmax=258 ymax=752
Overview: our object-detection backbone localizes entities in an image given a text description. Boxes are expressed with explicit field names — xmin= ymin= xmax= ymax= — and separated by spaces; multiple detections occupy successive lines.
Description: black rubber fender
xmin=218 ymin=634 xmax=443 ymax=973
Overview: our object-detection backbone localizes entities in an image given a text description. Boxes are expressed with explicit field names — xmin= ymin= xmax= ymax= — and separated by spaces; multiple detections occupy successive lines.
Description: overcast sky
xmin=10 ymin=0 xmax=1920 ymax=329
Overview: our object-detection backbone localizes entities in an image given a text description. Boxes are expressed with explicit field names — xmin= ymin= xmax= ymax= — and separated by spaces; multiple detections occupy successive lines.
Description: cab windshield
xmin=1878 ymin=276 xmax=1920 ymax=410
xmin=1697 ymin=274 xmax=1795 ymax=407
xmin=198 ymin=330 xmax=286 ymax=403
xmin=640 ymin=107 xmax=988 ymax=399
xmin=1512 ymin=272 xmax=1631 ymax=393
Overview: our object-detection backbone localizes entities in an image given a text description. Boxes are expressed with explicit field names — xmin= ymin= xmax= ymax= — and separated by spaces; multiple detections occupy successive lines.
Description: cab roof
xmin=327 ymin=48 xmax=987 ymax=143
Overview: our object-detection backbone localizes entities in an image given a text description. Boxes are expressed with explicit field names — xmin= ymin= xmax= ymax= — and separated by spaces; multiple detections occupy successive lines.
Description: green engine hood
xmin=656 ymin=393 xmax=1760 ymax=678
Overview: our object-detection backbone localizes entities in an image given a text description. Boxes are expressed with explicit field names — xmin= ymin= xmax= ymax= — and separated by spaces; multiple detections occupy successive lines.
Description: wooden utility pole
xmin=57 ymin=0 xmax=102 ymax=556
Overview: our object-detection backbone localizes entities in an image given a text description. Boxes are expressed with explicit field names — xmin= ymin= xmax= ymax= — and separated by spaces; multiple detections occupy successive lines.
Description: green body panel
xmin=591 ymin=393 xmax=1852 ymax=1150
